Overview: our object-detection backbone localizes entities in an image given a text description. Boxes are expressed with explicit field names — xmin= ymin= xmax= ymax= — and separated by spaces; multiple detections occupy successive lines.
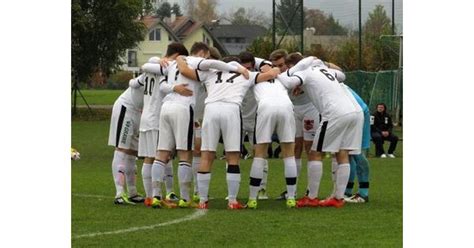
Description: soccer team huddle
xmin=108 ymin=41 xmax=371 ymax=210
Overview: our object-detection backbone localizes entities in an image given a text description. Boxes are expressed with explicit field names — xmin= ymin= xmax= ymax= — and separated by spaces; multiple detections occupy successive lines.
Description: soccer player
xmin=137 ymin=43 xmax=192 ymax=207
xmin=177 ymin=56 xmax=278 ymax=210
xmin=238 ymin=52 xmax=273 ymax=200
xmin=244 ymin=67 xmax=299 ymax=209
xmin=278 ymin=56 xmax=363 ymax=208
xmin=108 ymin=73 xmax=145 ymax=205
xmin=340 ymin=83 xmax=371 ymax=203
xmin=191 ymin=46 xmax=222 ymax=203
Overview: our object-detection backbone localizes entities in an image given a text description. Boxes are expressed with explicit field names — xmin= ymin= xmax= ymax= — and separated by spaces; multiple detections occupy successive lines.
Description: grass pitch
xmin=72 ymin=120 xmax=402 ymax=247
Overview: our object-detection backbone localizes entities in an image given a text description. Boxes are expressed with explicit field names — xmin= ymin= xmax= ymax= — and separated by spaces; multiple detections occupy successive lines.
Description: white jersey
xmin=290 ymin=66 xmax=358 ymax=121
xmin=254 ymin=57 xmax=272 ymax=71
xmin=139 ymin=73 xmax=174 ymax=131
xmin=197 ymin=69 xmax=257 ymax=106
xmin=289 ymin=88 xmax=312 ymax=106
xmin=162 ymin=56 xmax=204 ymax=108
xmin=117 ymin=75 xmax=145 ymax=112
xmin=253 ymin=77 xmax=292 ymax=104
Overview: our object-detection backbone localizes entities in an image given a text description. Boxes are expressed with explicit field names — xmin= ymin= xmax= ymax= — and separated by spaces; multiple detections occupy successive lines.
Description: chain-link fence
xmin=345 ymin=69 xmax=403 ymax=125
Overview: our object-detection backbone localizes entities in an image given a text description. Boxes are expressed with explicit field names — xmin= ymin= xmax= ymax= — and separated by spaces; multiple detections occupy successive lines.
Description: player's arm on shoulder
xmin=141 ymin=62 xmax=167 ymax=76
xmin=129 ymin=73 xmax=145 ymax=88
xmin=255 ymin=57 xmax=272 ymax=71
xmin=255 ymin=67 xmax=280 ymax=83
xmin=328 ymin=68 xmax=346 ymax=82
xmin=159 ymin=76 xmax=174 ymax=94
xmin=277 ymin=71 xmax=305 ymax=89
xmin=288 ymin=56 xmax=318 ymax=75
xmin=176 ymin=56 xmax=199 ymax=81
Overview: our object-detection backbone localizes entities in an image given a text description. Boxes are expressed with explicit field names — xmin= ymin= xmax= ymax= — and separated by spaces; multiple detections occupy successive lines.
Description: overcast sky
xmin=167 ymin=0 xmax=403 ymax=33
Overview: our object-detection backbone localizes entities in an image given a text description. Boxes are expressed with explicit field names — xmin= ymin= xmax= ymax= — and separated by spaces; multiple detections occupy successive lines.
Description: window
xmin=128 ymin=50 xmax=137 ymax=67
xmin=148 ymin=28 xmax=161 ymax=41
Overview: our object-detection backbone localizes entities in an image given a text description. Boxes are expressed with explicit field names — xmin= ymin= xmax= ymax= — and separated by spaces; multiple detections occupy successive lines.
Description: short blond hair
xmin=209 ymin=47 xmax=222 ymax=60
xmin=269 ymin=49 xmax=288 ymax=62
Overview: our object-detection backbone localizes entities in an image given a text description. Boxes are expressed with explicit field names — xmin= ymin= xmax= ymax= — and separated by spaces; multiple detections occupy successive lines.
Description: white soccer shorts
xmin=201 ymin=102 xmax=242 ymax=152
xmin=255 ymin=99 xmax=295 ymax=144
xmin=157 ymin=102 xmax=194 ymax=151
xmin=138 ymin=130 xmax=159 ymax=157
xmin=294 ymin=102 xmax=320 ymax=141
xmin=108 ymin=103 xmax=140 ymax=150
xmin=312 ymin=111 xmax=363 ymax=153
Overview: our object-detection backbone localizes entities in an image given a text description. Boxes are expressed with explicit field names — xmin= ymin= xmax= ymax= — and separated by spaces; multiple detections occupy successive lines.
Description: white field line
xmin=72 ymin=194 xmax=207 ymax=239
xmin=72 ymin=193 xmax=113 ymax=198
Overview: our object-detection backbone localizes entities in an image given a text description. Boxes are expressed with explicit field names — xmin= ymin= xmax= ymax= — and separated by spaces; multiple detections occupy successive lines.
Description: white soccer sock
xmin=331 ymin=157 xmax=338 ymax=197
xmin=192 ymin=156 xmax=201 ymax=194
xmin=124 ymin=154 xmax=137 ymax=196
xmin=178 ymin=162 xmax=193 ymax=202
xmin=295 ymin=158 xmax=302 ymax=194
xmin=141 ymin=163 xmax=153 ymax=198
xmin=335 ymin=163 xmax=350 ymax=199
xmin=197 ymin=172 xmax=211 ymax=203
xmin=307 ymin=160 xmax=323 ymax=199
xmin=283 ymin=156 xmax=297 ymax=200
xmin=260 ymin=159 xmax=269 ymax=190
xmin=164 ymin=160 xmax=174 ymax=194
xmin=111 ymin=151 xmax=126 ymax=197
xmin=249 ymin=158 xmax=265 ymax=200
xmin=151 ymin=160 xmax=166 ymax=198
xmin=226 ymin=164 xmax=241 ymax=202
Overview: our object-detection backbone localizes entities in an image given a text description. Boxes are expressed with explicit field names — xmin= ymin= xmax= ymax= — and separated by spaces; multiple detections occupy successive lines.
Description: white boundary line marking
xmin=73 ymin=209 xmax=207 ymax=239
xmin=72 ymin=193 xmax=112 ymax=198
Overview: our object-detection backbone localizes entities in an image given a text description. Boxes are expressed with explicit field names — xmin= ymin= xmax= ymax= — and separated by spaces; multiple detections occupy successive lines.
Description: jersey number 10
xmin=144 ymin=76 xmax=155 ymax=96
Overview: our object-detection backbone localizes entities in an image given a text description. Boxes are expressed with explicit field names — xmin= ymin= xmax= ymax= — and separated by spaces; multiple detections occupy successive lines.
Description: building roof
xmin=141 ymin=15 xmax=180 ymax=41
xmin=210 ymin=24 xmax=267 ymax=39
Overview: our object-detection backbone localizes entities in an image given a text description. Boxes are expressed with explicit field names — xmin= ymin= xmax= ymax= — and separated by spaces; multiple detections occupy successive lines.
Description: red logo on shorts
xmin=304 ymin=119 xmax=314 ymax=131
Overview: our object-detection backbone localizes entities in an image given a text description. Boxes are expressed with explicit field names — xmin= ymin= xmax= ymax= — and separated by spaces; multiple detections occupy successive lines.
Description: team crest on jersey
xmin=304 ymin=119 xmax=314 ymax=131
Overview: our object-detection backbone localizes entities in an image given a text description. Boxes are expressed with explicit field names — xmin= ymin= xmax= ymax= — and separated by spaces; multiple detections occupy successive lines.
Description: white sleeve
xmin=197 ymin=59 xmax=239 ymax=72
xmin=254 ymin=57 xmax=272 ymax=71
xmin=328 ymin=68 xmax=346 ymax=82
xmin=287 ymin=56 xmax=317 ymax=75
xmin=141 ymin=63 xmax=167 ymax=76
xmin=247 ymin=71 xmax=259 ymax=85
xmin=277 ymin=71 xmax=304 ymax=89
xmin=129 ymin=74 xmax=145 ymax=88
xmin=159 ymin=76 xmax=174 ymax=94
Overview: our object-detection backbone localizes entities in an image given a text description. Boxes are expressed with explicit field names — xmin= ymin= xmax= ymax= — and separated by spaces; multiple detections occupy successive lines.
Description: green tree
xmin=276 ymin=0 xmax=303 ymax=35
xmin=363 ymin=5 xmax=398 ymax=71
xmin=184 ymin=0 xmax=218 ymax=24
xmin=225 ymin=7 xmax=271 ymax=27
xmin=142 ymin=0 xmax=155 ymax=17
xmin=171 ymin=3 xmax=183 ymax=16
xmin=156 ymin=2 xmax=171 ymax=20
xmin=72 ymin=0 xmax=146 ymax=84
xmin=304 ymin=9 xmax=347 ymax=35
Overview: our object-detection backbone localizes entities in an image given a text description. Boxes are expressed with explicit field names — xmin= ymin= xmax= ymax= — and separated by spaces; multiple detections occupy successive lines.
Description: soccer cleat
xmin=244 ymin=153 xmax=252 ymax=160
xmin=344 ymin=194 xmax=369 ymax=203
xmin=245 ymin=199 xmax=258 ymax=209
xmin=275 ymin=190 xmax=288 ymax=200
xmin=296 ymin=196 xmax=320 ymax=208
xmin=151 ymin=197 xmax=178 ymax=209
xmin=192 ymin=193 xmax=200 ymax=203
xmin=387 ymin=154 xmax=396 ymax=158
xmin=114 ymin=194 xmax=135 ymax=205
xmin=198 ymin=201 xmax=209 ymax=209
xmin=319 ymin=197 xmax=345 ymax=208
xmin=166 ymin=192 xmax=180 ymax=203
xmin=286 ymin=199 xmax=296 ymax=208
xmin=257 ymin=189 xmax=269 ymax=200
xmin=178 ymin=199 xmax=197 ymax=208
xmin=380 ymin=154 xmax=387 ymax=158
xmin=144 ymin=197 xmax=153 ymax=207
xmin=128 ymin=194 xmax=145 ymax=203
xmin=227 ymin=201 xmax=245 ymax=210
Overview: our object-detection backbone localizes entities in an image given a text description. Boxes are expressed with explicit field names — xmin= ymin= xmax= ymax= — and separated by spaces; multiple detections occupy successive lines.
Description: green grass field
xmin=73 ymin=90 xmax=122 ymax=106
xmin=72 ymin=120 xmax=402 ymax=247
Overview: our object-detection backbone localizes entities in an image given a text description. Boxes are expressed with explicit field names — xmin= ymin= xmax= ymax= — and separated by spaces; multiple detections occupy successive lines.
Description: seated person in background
xmin=370 ymin=103 xmax=399 ymax=158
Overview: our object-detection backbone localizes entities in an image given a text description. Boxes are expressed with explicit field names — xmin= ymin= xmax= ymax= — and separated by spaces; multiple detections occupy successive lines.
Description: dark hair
xmin=285 ymin=52 xmax=304 ymax=66
xmin=190 ymin=42 xmax=210 ymax=55
xmin=376 ymin=103 xmax=387 ymax=113
xmin=238 ymin=51 xmax=255 ymax=66
xmin=165 ymin=42 xmax=189 ymax=57
xmin=222 ymin=56 xmax=241 ymax=63
xmin=269 ymin=49 xmax=288 ymax=62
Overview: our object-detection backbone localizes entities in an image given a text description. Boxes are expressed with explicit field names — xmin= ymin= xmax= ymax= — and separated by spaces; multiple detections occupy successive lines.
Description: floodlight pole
xmin=392 ymin=0 xmax=395 ymax=35
xmin=358 ymin=0 xmax=362 ymax=70
xmin=300 ymin=0 xmax=304 ymax=53
xmin=272 ymin=0 xmax=276 ymax=50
